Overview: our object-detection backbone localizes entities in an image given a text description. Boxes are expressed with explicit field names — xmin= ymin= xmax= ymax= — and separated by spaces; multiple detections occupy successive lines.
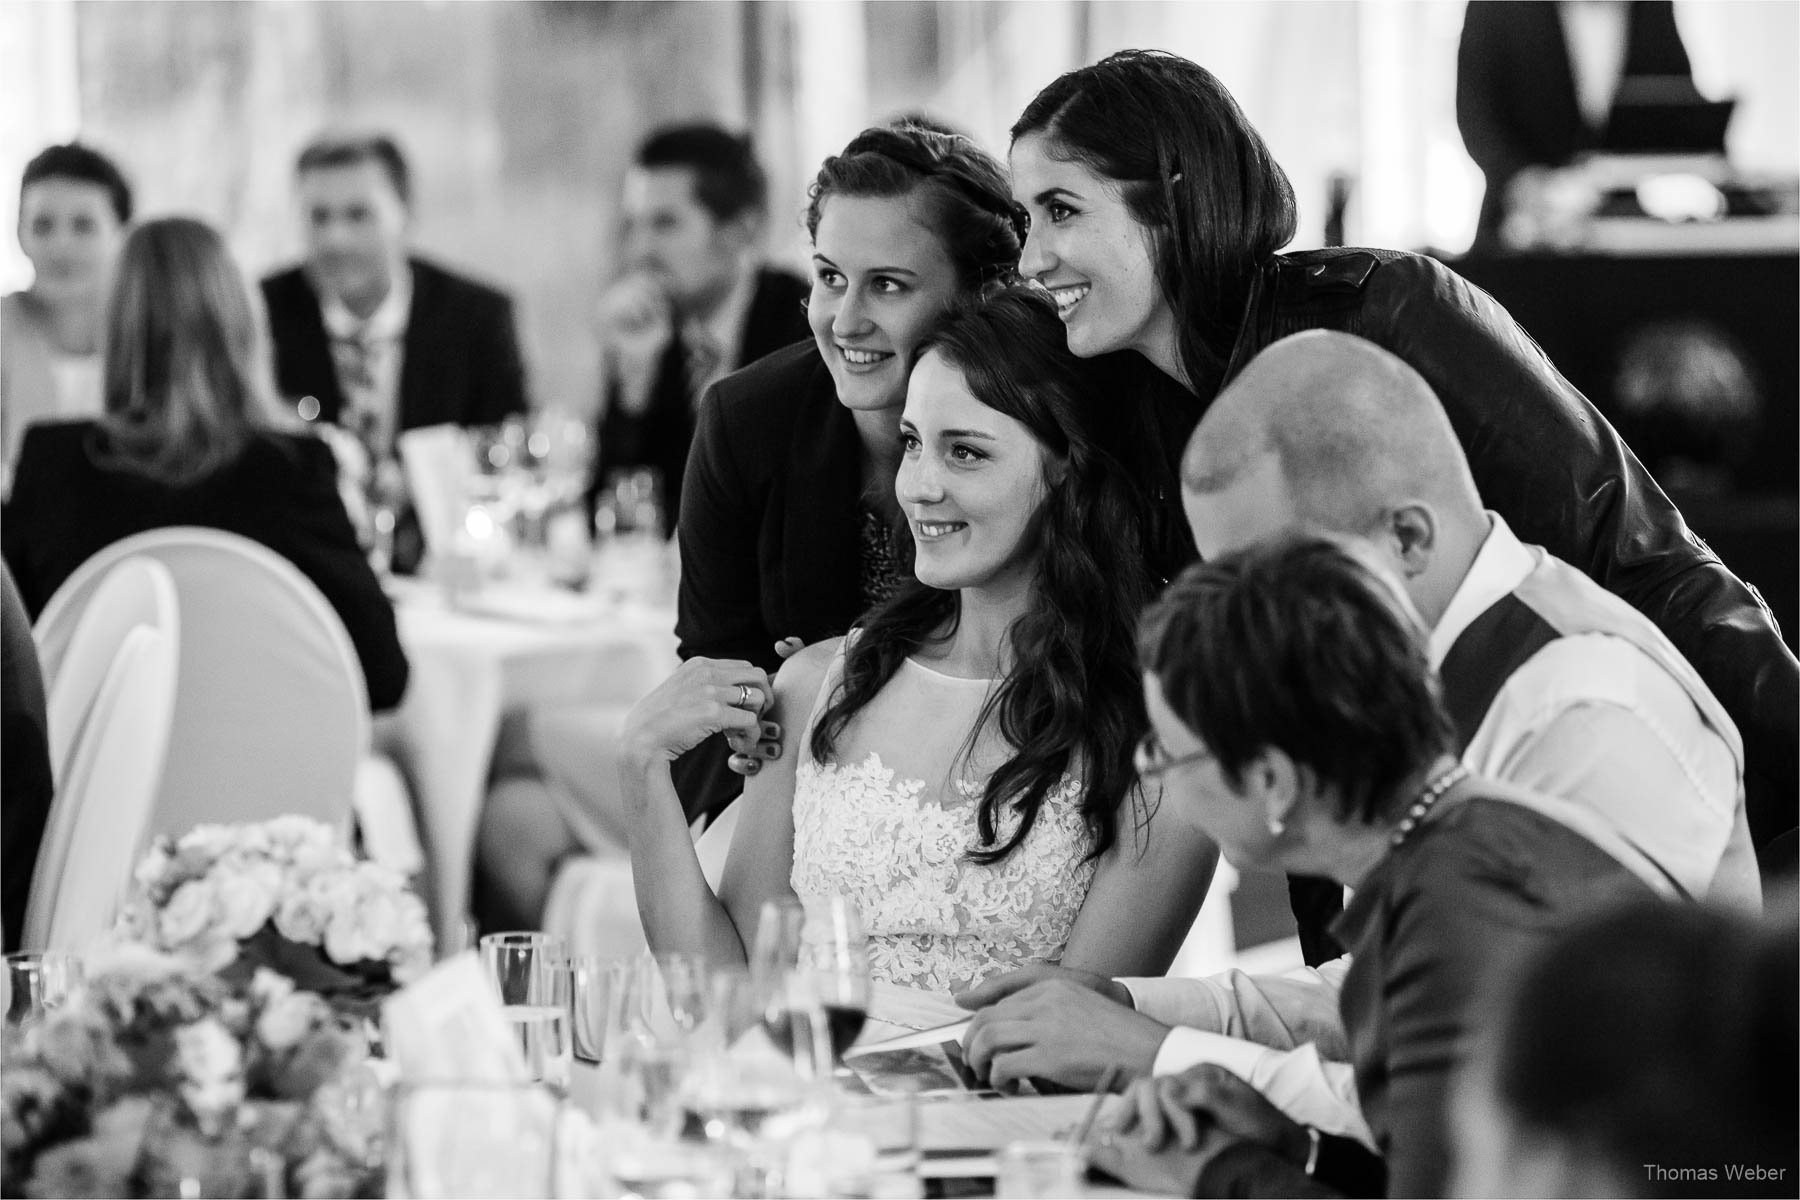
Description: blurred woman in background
xmin=0 ymin=216 xmax=407 ymax=711
xmin=1 ymin=143 xmax=133 ymax=491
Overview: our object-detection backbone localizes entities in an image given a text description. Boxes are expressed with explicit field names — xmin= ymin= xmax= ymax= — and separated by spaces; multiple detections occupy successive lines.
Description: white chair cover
xmin=24 ymin=624 xmax=177 ymax=951
xmin=36 ymin=556 xmax=179 ymax=788
xmin=32 ymin=528 xmax=369 ymax=844
xmin=542 ymin=802 xmax=742 ymax=966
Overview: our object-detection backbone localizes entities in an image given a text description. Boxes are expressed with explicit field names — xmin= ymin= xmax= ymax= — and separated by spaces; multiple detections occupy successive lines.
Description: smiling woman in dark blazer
xmin=0 ymin=217 xmax=407 ymax=712
xmin=474 ymin=124 xmax=1025 ymax=929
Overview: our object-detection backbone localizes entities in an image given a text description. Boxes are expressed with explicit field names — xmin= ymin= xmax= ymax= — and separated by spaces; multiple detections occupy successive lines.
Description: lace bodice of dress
xmin=789 ymin=642 xmax=1097 ymax=994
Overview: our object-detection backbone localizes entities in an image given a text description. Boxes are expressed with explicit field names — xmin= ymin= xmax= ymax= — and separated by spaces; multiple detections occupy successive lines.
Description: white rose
xmin=256 ymin=989 xmax=322 ymax=1051
xmin=214 ymin=862 xmax=282 ymax=940
xmin=132 ymin=842 xmax=174 ymax=890
xmin=320 ymin=872 xmax=372 ymax=964
xmin=159 ymin=879 xmax=219 ymax=949
xmin=359 ymin=891 xmax=405 ymax=961
xmin=176 ymin=1018 xmax=245 ymax=1126
xmin=250 ymin=967 xmax=292 ymax=1002
xmin=273 ymin=888 xmax=328 ymax=946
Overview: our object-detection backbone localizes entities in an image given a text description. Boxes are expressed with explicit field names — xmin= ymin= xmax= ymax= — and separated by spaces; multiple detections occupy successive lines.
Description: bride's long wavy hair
xmin=808 ymin=286 xmax=1157 ymax=864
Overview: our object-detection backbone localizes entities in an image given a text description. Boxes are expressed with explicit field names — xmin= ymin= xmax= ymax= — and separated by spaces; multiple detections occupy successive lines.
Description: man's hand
xmin=597 ymin=273 xmax=675 ymax=415
xmin=960 ymin=978 xmax=1168 ymax=1092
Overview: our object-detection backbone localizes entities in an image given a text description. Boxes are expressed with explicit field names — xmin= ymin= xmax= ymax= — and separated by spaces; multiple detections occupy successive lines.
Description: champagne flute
xmin=479 ymin=933 xmax=572 ymax=1090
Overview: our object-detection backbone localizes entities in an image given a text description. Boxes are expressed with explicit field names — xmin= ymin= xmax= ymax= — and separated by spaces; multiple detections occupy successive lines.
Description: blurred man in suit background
xmin=262 ymin=132 xmax=528 ymax=455
xmin=590 ymin=124 xmax=809 ymax=526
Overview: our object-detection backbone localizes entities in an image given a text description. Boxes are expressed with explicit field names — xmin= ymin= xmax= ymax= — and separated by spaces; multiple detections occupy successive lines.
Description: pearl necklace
xmin=1389 ymin=764 xmax=1470 ymax=850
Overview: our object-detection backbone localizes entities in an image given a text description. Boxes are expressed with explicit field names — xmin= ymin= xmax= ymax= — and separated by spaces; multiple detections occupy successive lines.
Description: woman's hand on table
xmin=621 ymin=658 xmax=775 ymax=779
xmin=725 ymin=637 xmax=804 ymax=777
xmin=1110 ymin=1063 xmax=1309 ymax=1160
xmin=1079 ymin=1066 xmax=1303 ymax=1198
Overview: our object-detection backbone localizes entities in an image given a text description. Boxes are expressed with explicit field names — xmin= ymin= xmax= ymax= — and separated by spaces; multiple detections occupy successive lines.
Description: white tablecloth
xmin=374 ymin=580 xmax=678 ymax=947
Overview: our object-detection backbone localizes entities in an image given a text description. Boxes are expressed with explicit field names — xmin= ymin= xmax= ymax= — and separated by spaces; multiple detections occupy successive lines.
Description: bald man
xmin=958 ymin=330 xmax=1754 ymax=1119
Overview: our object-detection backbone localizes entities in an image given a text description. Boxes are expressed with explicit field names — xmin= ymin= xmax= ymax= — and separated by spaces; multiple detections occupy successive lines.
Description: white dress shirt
xmin=1430 ymin=513 xmax=1755 ymax=908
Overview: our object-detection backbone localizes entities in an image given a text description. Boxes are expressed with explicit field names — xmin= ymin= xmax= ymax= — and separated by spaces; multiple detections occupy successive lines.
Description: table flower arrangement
xmin=114 ymin=816 xmax=433 ymax=1018
xmin=0 ymin=949 xmax=384 ymax=1198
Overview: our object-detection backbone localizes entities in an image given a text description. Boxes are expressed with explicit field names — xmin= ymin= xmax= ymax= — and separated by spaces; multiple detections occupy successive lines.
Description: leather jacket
xmin=1225 ymin=247 xmax=1797 ymax=850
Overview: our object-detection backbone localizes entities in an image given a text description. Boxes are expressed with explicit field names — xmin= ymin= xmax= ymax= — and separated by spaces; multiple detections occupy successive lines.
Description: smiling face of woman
xmin=896 ymin=350 xmax=1053 ymax=596
xmin=1009 ymin=133 xmax=1181 ymax=376
xmin=807 ymin=192 xmax=964 ymax=415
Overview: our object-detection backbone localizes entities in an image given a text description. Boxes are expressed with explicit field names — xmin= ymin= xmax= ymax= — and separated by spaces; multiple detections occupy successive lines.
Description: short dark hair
xmin=295 ymin=132 xmax=411 ymax=205
xmin=1486 ymin=900 xmax=1798 ymax=1197
xmin=636 ymin=123 xmax=766 ymax=223
xmin=805 ymin=125 xmax=1021 ymax=293
xmin=21 ymin=143 xmax=133 ymax=224
xmin=1139 ymin=536 xmax=1454 ymax=826
xmin=1013 ymin=50 xmax=1298 ymax=389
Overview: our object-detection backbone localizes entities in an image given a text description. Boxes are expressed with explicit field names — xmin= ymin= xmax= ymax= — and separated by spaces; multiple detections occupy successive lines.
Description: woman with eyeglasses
xmin=618 ymin=285 xmax=1217 ymax=994
xmin=1089 ymin=537 xmax=1671 ymax=1199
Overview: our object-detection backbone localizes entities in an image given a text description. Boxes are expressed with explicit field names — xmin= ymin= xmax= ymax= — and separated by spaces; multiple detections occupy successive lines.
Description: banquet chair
xmin=36 ymin=556 xmax=179 ymax=789
xmin=23 ymin=623 xmax=177 ymax=952
xmin=32 ymin=528 xmax=423 ymax=871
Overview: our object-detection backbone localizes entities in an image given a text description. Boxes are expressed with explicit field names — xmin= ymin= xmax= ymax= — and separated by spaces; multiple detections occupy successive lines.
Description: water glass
xmin=569 ymin=955 xmax=631 ymax=1065
xmin=3 ymin=953 xmax=82 ymax=1026
xmin=657 ymin=952 xmax=709 ymax=1035
xmin=479 ymin=933 xmax=572 ymax=1090
xmin=391 ymin=1081 xmax=560 ymax=1199
xmin=995 ymin=1140 xmax=1087 ymax=1199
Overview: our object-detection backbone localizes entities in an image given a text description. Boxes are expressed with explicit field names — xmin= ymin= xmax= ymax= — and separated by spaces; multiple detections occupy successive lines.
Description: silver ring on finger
xmin=737 ymin=683 xmax=755 ymax=709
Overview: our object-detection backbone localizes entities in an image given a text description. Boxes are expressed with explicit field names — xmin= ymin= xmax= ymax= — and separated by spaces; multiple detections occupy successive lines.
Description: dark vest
xmin=1291 ymin=537 xmax=1742 ymax=963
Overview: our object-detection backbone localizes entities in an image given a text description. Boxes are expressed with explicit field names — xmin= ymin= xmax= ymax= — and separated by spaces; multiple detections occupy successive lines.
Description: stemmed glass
xmin=751 ymin=895 xmax=871 ymax=1076
xmin=478 ymin=933 xmax=572 ymax=1091
xmin=3 ymin=953 xmax=83 ymax=1027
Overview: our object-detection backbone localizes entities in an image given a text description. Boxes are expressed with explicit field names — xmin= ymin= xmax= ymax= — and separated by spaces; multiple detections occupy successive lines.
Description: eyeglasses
xmin=1133 ymin=731 xmax=1214 ymax=779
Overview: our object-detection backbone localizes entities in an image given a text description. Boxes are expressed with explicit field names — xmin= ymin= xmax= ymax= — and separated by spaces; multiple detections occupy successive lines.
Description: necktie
xmin=684 ymin=329 xmax=722 ymax=411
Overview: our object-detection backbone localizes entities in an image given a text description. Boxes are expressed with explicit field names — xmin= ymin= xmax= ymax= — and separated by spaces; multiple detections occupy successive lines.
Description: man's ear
xmin=1383 ymin=502 xmax=1438 ymax=578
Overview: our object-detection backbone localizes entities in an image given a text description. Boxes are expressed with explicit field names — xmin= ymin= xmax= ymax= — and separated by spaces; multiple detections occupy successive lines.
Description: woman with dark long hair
xmin=479 ymin=123 xmax=1040 ymax=929
xmin=1006 ymin=49 xmax=1796 ymax=925
xmin=621 ymin=286 xmax=1215 ymax=992
xmin=0 ymin=216 xmax=406 ymax=710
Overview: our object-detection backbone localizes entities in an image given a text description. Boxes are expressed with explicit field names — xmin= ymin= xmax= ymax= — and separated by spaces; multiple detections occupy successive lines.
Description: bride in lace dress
xmin=621 ymin=286 xmax=1217 ymax=993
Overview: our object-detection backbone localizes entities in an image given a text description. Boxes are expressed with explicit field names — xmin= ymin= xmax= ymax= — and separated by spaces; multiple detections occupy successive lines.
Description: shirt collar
xmin=685 ymin=259 xmax=757 ymax=367
xmin=320 ymin=261 xmax=413 ymax=342
xmin=1427 ymin=511 xmax=1537 ymax=669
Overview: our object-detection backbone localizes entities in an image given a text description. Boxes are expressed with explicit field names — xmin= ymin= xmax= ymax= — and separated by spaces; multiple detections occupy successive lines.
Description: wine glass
xmin=751 ymin=896 xmax=870 ymax=1076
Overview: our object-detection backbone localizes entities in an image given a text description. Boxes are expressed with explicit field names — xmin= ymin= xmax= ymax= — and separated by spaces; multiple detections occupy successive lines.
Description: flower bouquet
xmin=1 ymin=951 xmax=383 ymax=1198
xmin=114 ymin=816 xmax=432 ymax=1020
